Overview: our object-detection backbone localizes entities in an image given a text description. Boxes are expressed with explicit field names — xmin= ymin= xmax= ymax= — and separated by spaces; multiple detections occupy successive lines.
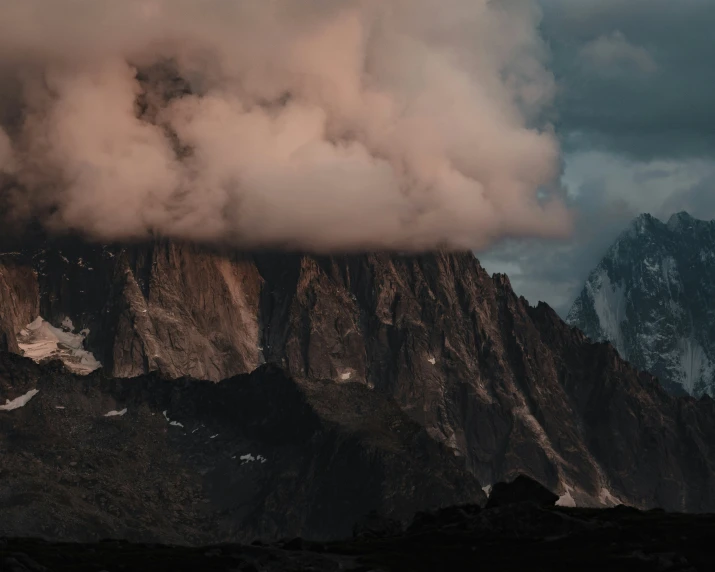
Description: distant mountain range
xmin=3 ymin=237 xmax=715 ymax=544
xmin=568 ymin=211 xmax=715 ymax=397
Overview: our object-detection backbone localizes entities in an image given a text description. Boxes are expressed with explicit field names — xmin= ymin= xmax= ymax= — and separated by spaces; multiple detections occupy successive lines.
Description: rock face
xmin=0 ymin=352 xmax=483 ymax=544
xmin=4 ymin=237 xmax=715 ymax=523
xmin=567 ymin=212 xmax=715 ymax=397
xmin=1 ymin=239 xmax=263 ymax=381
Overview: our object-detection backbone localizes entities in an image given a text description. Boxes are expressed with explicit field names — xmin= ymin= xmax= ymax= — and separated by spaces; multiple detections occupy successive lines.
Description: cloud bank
xmin=0 ymin=0 xmax=570 ymax=251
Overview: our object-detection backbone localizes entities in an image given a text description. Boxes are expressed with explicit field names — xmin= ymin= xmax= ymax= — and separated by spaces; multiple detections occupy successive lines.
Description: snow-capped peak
xmin=568 ymin=212 xmax=715 ymax=397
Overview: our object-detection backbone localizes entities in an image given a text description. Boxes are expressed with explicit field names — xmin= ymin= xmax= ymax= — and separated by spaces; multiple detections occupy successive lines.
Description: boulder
xmin=485 ymin=476 xmax=558 ymax=509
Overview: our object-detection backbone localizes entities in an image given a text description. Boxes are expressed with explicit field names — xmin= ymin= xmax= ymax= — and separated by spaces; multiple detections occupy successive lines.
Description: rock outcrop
xmin=485 ymin=475 xmax=559 ymax=509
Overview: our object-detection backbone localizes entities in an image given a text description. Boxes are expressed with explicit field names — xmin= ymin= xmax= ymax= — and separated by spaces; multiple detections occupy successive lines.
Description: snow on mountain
xmin=567 ymin=212 xmax=715 ymax=397
xmin=16 ymin=316 xmax=101 ymax=375
xmin=0 ymin=388 xmax=39 ymax=411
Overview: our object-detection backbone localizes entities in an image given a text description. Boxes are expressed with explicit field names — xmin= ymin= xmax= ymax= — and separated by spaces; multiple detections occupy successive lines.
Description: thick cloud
xmin=0 ymin=0 xmax=571 ymax=251
xmin=541 ymin=0 xmax=715 ymax=161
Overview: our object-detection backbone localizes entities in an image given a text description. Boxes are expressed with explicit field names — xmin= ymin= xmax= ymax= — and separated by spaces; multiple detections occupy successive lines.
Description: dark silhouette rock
xmin=407 ymin=504 xmax=482 ymax=534
xmin=485 ymin=475 xmax=559 ymax=509
xmin=353 ymin=510 xmax=403 ymax=539
xmin=3 ymin=502 xmax=715 ymax=571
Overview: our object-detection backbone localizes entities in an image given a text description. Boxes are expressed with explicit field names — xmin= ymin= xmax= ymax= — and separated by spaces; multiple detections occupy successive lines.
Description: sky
xmin=0 ymin=1 xmax=713 ymax=316
xmin=480 ymin=0 xmax=715 ymax=315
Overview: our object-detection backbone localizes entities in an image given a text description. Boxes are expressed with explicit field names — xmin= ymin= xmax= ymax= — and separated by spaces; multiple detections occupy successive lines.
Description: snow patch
xmin=104 ymin=408 xmax=127 ymax=418
xmin=17 ymin=317 xmax=101 ymax=375
xmin=162 ymin=410 xmax=184 ymax=428
xmin=240 ymin=453 xmax=267 ymax=465
xmin=482 ymin=485 xmax=492 ymax=497
xmin=0 ymin=389 xmax=39 ymax=411
xmin=427 ymin=356 xmax=436 ymax=365
xmin=556 ymin=486 xmax=576 ymax=508
xmin=340 ymin=372 xmax=352 ymax=381
xmin=643 ymin=258 xmax=659 ymax=273
xmin=677 ymin=338 xmax=715 ymax=395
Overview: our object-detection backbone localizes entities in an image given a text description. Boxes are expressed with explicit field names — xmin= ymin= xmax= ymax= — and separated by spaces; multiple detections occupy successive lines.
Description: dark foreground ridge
xmin=2 ymin=500 xmax=713 ymax=571
xmin=0 ymin=352 xmax=483 ymax=544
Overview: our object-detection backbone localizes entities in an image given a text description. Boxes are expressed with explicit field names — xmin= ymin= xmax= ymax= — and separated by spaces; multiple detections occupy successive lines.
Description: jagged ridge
xmin=3 ymin=240 xmax=715 ymax=518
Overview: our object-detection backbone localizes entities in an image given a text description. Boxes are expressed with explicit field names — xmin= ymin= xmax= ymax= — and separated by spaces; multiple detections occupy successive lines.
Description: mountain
xmin=567 ymin=212 xmax=715 ymax=397
xmin=4 ymin=237 xmax=715 ymax=544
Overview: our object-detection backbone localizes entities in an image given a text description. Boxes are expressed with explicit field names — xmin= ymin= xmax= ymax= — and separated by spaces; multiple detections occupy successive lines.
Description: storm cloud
xmin=0 ymin=0 xmax=570 ymax=251
xmin=541 ymin=0 xmax=715 ymax=161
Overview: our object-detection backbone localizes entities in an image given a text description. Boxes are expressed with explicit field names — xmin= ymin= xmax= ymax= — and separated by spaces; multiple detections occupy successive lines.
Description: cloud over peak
xmin=0 ymin=0 xmax=571 ymax=251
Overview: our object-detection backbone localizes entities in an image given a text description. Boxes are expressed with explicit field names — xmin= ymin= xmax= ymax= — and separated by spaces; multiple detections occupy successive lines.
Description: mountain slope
xmin=567 ymin=212 xmax=715 ymax=397
xmin=1 ymin=240 xmax=263 ymax=380
xmin=3 ymin=239 xmax=715 ymax=517
xmin=0 ymin=352 xmax=483 ymax=544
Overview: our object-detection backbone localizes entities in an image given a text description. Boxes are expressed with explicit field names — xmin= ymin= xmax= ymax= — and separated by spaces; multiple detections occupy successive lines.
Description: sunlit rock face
xmin=568 ymin=212 xmax=715 ymax=397
xmin=1 ymin=240 xmax=264 ymax=381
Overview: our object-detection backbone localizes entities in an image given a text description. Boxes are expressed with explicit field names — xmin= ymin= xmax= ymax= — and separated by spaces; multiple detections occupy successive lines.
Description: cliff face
xmin=568 ymin=212 xmax=715 ymax=397
xmin=0 ymin=255 xmax=39 ymax=353
xmin=3 ymin=239 xmax=715 ymax=519
xmin=1 ymin=241 xmax=263 ymax=380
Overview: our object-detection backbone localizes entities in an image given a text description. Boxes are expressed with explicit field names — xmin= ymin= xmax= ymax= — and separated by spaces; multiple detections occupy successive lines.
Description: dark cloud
xmin=540 ymin=0 xmax=715 ymax=161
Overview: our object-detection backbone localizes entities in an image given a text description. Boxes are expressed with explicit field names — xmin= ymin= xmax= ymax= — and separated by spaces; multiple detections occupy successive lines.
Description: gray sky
xmin=480 ymin=0 xmax=715 ymax=316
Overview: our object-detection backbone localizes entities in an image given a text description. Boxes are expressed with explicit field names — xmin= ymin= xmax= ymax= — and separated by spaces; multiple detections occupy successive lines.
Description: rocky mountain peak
xmin=667 ymin=210 xmax=697 ymax=230
xmin=568 ymin=211 xmax=715 ymax=397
